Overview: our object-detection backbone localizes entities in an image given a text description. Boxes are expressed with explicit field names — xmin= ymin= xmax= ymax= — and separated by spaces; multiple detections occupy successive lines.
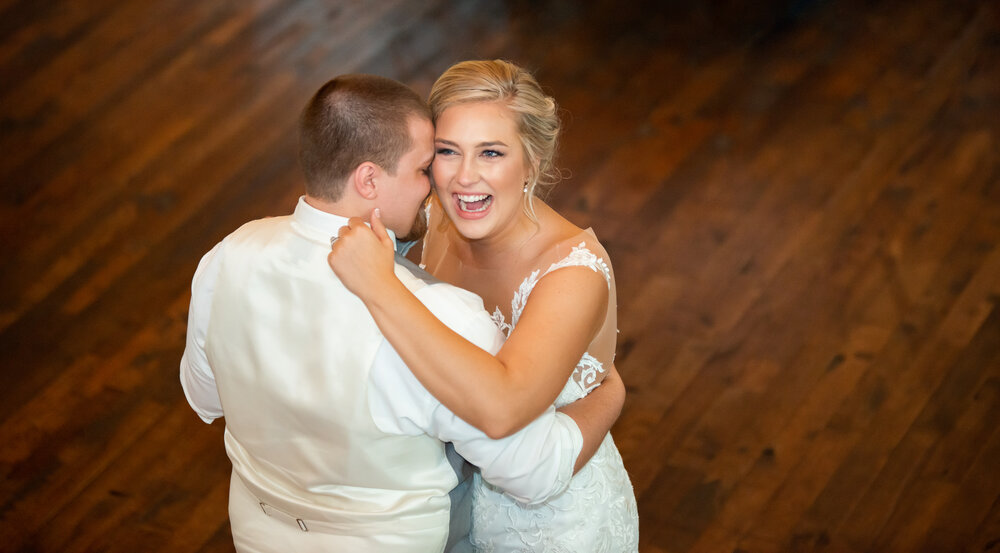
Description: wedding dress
xmin=468 ymin=232 xmax=640 ymax=553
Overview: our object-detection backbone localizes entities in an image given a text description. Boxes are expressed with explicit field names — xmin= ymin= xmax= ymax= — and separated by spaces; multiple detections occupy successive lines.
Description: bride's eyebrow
xmin=434 ymin=138 xmax=509 ymax=148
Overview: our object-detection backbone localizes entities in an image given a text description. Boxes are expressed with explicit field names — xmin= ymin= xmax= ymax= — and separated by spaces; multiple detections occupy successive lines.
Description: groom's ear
xmin=352 ymin=162 xmax=379 ymax=200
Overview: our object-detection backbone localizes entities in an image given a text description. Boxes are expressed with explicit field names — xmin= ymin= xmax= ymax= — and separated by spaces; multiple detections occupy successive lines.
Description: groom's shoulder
xmin=394 ymin=255 xmax=483 ymax=312
xmin=394 ymin=255 xmax=501 ymax=350
xmin=222 ymin=215 xmax=293 ymax=242
xmin=393 ymin=255 xmax=439 ymax=286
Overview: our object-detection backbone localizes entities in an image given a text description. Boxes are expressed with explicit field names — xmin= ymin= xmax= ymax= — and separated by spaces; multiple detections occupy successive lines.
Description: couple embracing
xmin=181 ymin=60 xmax=639 ymax=552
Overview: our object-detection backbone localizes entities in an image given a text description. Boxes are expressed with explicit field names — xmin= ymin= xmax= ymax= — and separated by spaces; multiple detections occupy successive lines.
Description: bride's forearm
xmin=364 ymin=278 xmax=544 ymax=438
xmin=328 ymin=214 xmax=574 ymax=437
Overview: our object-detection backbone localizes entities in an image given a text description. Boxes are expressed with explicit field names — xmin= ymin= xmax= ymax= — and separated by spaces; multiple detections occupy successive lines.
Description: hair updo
xmin=428 ymin=60 xmax=562 ymax=218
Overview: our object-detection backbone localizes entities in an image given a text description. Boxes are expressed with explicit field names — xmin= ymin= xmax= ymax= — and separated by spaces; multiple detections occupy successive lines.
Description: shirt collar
xmin=292 ymin=196 xmax=397 ymax=247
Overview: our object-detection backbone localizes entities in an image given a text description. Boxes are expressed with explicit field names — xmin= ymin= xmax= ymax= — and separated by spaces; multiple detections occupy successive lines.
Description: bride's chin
xmin=451 ymin=219 xmax=486 ymax=241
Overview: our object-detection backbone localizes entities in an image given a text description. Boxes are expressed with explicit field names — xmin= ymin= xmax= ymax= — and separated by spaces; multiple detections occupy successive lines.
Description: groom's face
xmin=377 ymin=116 xmax=434 ymax=239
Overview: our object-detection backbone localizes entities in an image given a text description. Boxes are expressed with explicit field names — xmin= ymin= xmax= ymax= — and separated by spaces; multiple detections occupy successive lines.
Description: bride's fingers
xmin=369 ymin=208 xmax=393 ymax=248
xmin=331 ymin=216 xmax=390 ymax=257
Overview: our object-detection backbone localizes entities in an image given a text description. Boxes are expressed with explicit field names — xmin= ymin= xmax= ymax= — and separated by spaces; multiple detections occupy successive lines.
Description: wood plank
xmin=1 ymin=1 xmax=998 ymax=551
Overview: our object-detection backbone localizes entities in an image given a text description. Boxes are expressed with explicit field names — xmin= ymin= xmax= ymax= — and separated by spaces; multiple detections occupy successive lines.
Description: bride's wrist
xmin=361 ymin=275 xmax=407 ymax=312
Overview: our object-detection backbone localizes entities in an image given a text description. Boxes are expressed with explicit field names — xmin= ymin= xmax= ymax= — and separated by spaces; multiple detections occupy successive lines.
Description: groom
xmin=180 ymin=74 xmax=620 ymax=552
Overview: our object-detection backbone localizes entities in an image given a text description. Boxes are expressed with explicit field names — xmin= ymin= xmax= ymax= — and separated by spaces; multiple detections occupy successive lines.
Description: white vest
xmin=205 ymin=216 xmax=456 ymax=546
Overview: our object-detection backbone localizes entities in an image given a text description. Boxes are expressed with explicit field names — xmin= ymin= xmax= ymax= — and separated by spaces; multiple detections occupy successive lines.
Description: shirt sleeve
xmin=368 ymin=282 xmax=583 ymax=505
xmin=179 ymin=242 xmax=225 ymax=423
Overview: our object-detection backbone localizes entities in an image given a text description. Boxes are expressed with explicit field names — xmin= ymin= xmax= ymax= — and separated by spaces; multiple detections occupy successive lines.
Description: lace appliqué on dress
xmin=490 ymin=265 xmax=539 ymax=336
xmin=490 ymin=243 xmax=612 ymax=404
xmin=491 ymin=243 xmax=611 ymax=336
xmin=471 ymin=435 xmax=639 ymax=553
xmin=473 ymin=242 xmax=639 ymax=552
xmin=575 ymin=352 xmax=605 ymax=395
xmin=548 ymin=242 xmax=611 ymax=291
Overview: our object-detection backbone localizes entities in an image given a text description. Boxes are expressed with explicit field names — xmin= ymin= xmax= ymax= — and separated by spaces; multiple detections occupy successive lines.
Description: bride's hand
xmin=327 ymin=208 xmax=397 ymax=303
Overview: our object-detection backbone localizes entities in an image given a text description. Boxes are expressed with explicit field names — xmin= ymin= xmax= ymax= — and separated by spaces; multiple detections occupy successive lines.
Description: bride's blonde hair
xmin=428 ymin=60 xmax=562 ymax=220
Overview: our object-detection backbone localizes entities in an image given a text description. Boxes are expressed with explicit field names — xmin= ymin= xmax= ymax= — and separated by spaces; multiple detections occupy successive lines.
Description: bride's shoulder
xmin=543 ymin=216 xmax=611 ymax=266
xmin=532 ymin=209 xmax=613 ymax=280
xmin=563 ymin=227 xmax=609 ymax=259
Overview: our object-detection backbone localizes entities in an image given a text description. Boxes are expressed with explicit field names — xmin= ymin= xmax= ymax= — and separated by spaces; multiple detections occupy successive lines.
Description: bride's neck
xmin=459 ymin=213 xmax=543 ymax=271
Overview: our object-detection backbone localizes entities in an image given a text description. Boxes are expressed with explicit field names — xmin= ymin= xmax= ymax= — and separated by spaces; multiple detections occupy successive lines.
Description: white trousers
xmin=227 ymin=471 xmax=448 ymax=553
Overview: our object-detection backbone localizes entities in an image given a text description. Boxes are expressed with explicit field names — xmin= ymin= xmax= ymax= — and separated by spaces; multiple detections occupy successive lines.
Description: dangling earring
xmin=522 ymin=180 xmax=529 ymax=194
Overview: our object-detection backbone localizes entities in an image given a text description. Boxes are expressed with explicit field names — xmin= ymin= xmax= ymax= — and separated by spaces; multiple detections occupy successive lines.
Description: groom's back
xmin=205 ymin=216 xmax=457 ymax=549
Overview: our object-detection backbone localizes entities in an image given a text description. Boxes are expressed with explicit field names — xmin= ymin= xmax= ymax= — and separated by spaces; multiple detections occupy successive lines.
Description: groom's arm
xmin=369 ymin=339 xmax=583 ymax=506
xmin=558 ymin=364 xmax=625 ymax=472
xmin=179 ymin=242 xmax=225 ymax=423
xmin=367 ymin=284 xmax=583 ymax=505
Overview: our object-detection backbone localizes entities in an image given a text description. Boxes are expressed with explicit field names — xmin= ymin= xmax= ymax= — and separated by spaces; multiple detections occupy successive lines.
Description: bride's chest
xmin=438 ymin=263 xmax=533 ymax=326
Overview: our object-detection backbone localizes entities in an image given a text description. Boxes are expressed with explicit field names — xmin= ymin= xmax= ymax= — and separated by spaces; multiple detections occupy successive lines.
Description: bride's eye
xmin=482 ymin=149 xmax=504 ymax=158
xmin=436 ymin=147 xmax=457 ymax=156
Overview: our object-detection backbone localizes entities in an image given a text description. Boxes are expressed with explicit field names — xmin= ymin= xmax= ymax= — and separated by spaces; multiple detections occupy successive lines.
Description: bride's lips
xmin=454 ymin=193 xmax=493 ymax=219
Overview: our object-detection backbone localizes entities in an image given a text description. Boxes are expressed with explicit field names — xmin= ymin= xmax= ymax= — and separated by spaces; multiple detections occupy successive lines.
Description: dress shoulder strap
xmin=540 ymin=242 xmax=612 ymax=290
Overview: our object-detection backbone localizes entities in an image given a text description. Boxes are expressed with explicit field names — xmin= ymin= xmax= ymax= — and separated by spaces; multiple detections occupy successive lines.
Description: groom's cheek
xmin=399 ymin=205 xmax=429 ymax=244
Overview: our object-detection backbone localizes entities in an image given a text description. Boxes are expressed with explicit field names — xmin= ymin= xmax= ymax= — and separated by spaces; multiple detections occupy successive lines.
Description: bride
xmin=329 ymin=59 xmax=639 ymax=552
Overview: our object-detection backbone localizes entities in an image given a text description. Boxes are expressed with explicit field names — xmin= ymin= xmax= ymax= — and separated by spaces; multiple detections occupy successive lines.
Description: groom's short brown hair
xmin=299 ymin=74 xmax=431 ymax=201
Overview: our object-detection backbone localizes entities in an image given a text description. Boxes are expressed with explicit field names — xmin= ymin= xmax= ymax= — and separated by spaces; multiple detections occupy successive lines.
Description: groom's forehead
xmin=409 ymin=119 xmax=435 ymax=154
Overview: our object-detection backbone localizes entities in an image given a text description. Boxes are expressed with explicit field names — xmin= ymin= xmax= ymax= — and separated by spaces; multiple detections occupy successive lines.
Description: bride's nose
xmin=456 ymin=158 xmax=479 ymax=186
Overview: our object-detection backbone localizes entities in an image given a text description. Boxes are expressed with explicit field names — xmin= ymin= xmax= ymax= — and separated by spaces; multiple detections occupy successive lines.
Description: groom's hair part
xmin=299 ymin=74 xmax=431 ymax=201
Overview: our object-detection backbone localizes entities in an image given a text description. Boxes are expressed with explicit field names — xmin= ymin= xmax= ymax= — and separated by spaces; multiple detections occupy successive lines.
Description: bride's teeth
xmin=456 ymin=194 xmax=493 ymax=213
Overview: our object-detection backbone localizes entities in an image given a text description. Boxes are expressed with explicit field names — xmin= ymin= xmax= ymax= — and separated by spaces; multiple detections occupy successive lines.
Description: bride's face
xmin=431 ymin=101 xmax=530 ymax=242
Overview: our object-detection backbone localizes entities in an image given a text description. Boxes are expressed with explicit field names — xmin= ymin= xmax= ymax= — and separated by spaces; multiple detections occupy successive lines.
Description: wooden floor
xmin=1 ymin=0 xmax=998 ymax=551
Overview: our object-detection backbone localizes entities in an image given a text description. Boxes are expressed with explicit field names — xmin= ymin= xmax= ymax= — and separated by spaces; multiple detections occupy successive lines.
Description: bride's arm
xmin=329 ymin=211 xmax=609 ymax=439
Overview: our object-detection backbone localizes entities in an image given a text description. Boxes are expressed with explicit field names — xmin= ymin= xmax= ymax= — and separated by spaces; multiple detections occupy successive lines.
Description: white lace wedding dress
xmin=468 ymin=236 xmax=640 ymax=553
